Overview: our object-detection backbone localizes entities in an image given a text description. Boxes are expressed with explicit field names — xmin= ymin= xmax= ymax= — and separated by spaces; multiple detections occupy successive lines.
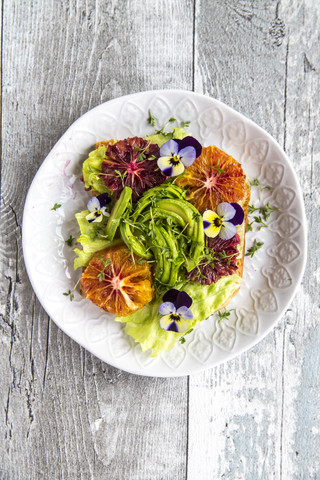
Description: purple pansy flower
xmin=157 ymin=136 xmax=202 ymax=177
xmin=159 ymin=288 xmax=193 ymax=333
xmin=85 ymin=193 xmax=111 ymax=223
xmin=203 ymin=202 xmax=244 ymax=240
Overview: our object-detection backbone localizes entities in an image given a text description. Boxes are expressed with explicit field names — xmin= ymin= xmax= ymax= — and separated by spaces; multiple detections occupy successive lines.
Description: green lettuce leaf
xmin=146 ymin=127 xmax=190 ymax=147
xmin=82 ymin=145 xmax=111 ymax=193
xmin=115 ymin=274 xmax=241 ymax=357
xmin=73 ymin=210 xmax=120 ymax=269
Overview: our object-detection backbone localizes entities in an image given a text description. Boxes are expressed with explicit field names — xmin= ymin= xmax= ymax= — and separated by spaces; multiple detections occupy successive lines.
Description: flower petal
xmin=100 ymin=206 xmax=110 ymax=217
xmin=203 ymin=210 xmax=220 ymax=224
xmin=204 ymin=223 xmax=220 ymax=238
xmin=160 ymin=315 xmax=188 ymax=333
xmin=219 ymin=221 xmax=237 ymax=240
xmin=87 ymin=196 xmax=100 ymax=212
xmin=97 ymin=192 xmax=111 ymax=207
xmin=229 ymin=203 xmax=244 ymax=225
xmin=162 ymin=289 xmax=180 ymax=304
xmin=174 ymin=317 xmax=189 ymax=333
xmin=158 ymin=302 xmax=176 ymax=316
xmin=176 ymin=306 xmax=193 ymax=320
xmin=160 ymin=315 xmax=176 ymax=331
xmin=203 ymin=220 xmax=211 ymax=229
xmin=160 ymin=139 xmax=179 ymax=157
xmin=162 ymin=167 xmax=173 ymax=176
xmin=157 ymin=156 xmax=173 ymax=171
xmin=178 ymin=146 xmax=196 ymax=167
xmin=177 ymin=136 xmax=202 ymax=158
xmin=171 ymin=161 xmax=185 ymax=176
xmin=85 ymin=211 xmax=103 ymax=223
xmin=174 ymin=291 xmax=193 ymax=309
xmin=217 ymin=202 xmax=236 ymax=221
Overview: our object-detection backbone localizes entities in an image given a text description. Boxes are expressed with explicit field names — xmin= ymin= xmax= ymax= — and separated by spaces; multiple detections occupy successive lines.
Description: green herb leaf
xmin=147 ymin=109 xmax=156 ymax=127
xmin=181 ymin=120 xmax=190 ymax=128
xmin=253 ymin=216 xmax=268 ymax=230
xmin=51 ymin=203 xmax=61 ymax=211
xmin=65 ymin=235 xmax=74 ymax=247
xmin=62 ymin=290 xmax=74 ymax=301
xmin=114 ymin=170 xmax=128 ymax=187
xmin=217 ymin=308 xmax=234 ymax=323
xmin=245 ymin=240 xmax=264 ymax=258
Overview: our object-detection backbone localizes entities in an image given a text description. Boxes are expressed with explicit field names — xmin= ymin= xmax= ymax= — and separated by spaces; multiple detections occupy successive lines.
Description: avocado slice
xmin=150 ymin=226 xmax=171 ymax=284
xmin=106 ymin=187 xmax=132 ymax=241
xmin=159 ymin=227 xmax=184 ymax=286
xmin=156 ymin=199 xmax=195 ymax=236
xmin=120 ymin=221 xmax=152 ymax=259
xmin=140 ymin=208 xmax=186 ymax=229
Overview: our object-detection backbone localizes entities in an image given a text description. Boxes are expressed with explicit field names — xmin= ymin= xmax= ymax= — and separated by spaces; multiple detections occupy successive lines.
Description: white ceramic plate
xmin=22 ymin=90 xmax=307 ymax=377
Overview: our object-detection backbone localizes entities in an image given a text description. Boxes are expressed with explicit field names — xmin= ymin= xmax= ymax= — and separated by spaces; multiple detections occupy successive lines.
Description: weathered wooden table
xmin=1 ymin=1 xmax=319 ymax=478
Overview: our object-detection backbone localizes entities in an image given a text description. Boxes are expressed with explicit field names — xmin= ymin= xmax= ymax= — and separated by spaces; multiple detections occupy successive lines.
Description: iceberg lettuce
xmin=73 ymin=210 xmax=121 ymax=269
xmin=82 ymin=145 xmax=111 ymax=194
xmin=115 ymin=274 xmax=241 ymax=357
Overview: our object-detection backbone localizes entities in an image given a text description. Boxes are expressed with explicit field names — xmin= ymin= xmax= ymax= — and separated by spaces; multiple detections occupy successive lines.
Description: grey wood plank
xmin=188 ymin=0 xmax=320 ymax=478
xmin=0 ymin=0 xmax=194 ymax=478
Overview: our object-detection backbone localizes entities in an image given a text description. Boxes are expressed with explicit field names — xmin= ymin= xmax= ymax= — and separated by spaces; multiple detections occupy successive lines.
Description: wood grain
xmin=189 ymin=1 xmax=320 ymax=479
xmin=0 ymin=0 xmax=319 ymax=479
xmin=0 ymin=1 xmax=193 ymax=479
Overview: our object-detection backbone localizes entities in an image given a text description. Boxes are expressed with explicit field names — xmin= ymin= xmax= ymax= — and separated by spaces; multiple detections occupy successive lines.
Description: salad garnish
xmin=159 ymin=289 xmax=193 ymax=333
xmin=51 ymin=203 xmax=61 ymax=211
xmin=65 ymin=235 xmax=74 ymax=247
xmin=85 ymin=193 xmax=111 ymax=223
xmin=245 ymin=239 xmax=264 ymax=258
xmin=157 ymin=136 xmax=202 ymax=177
xmin=203 ymin=202 xmax=244 ymax=240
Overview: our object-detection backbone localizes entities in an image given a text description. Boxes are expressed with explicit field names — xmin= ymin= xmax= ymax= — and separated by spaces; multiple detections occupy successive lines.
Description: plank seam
xmin=283 ymin=35 xmax=289 ymax=152
xmin=185 ymin=375 xmax=190 ymax=480
xmin=192 ymin=0 xmax=196 ymax=91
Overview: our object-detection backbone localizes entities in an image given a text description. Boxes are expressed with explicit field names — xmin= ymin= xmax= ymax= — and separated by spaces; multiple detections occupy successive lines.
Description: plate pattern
xmin=22 ymin=90 xmax=306 ymax=376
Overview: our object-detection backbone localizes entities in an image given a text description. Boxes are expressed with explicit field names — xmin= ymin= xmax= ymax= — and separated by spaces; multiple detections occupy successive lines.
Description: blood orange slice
xmin=80 ymin=245 xmax=154 ymax=316
xmin=176 ymin=145 xmax=246 ymax=212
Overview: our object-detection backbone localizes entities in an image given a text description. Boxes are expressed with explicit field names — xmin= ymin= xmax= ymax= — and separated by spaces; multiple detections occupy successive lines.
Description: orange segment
xmin=81 ymin=245 xmax=154 ymax=316
xmin=176 ymin=145 xmax=246 ymax=212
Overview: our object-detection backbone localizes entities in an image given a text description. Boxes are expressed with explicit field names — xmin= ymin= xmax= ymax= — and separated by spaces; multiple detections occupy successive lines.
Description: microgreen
xmin=147 ymin=109 xmax=156 ymax=127
xmin=63 ymin=290 xmax=74 ymax=301
xmin=217 ymin=308 xmax=234 ymax=323
xmin=259 ymin=203 xmax=279 ymax=221
xmin=51 ymin=203 xmax=61 ymax=211
xmin=249 ymin=177 xmax=273 ymax=199
xmin=210 ymin=159 xmax=225 ymax=176
xmin=114 ymin=169 xmax=128 ymax=187
xmin=65 ymin=235 xmax=74 ymax=247
xmin=62 ymin=279 xmax=80 ymax=302
xmin=245 ymin=240 xmax=264 ymax=258
xmin=96 ymin=256 xmax=111 ymax=282
xmin=179 ymin=328 xmax=194 ymax=343
xmin=181 ymin=120 xmax=190 ymax=128
xmin=252 ymin=216 xmax=268 ymax=230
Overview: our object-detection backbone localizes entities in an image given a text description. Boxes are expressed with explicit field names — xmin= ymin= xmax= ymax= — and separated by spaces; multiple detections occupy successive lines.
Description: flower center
xmin=169 ymin=155 xmax=181 ymax=166
xmin=170 ymin=313 xmax=181 ymax=321
xmin=214 ymin=217 xmax=222 ymax=227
